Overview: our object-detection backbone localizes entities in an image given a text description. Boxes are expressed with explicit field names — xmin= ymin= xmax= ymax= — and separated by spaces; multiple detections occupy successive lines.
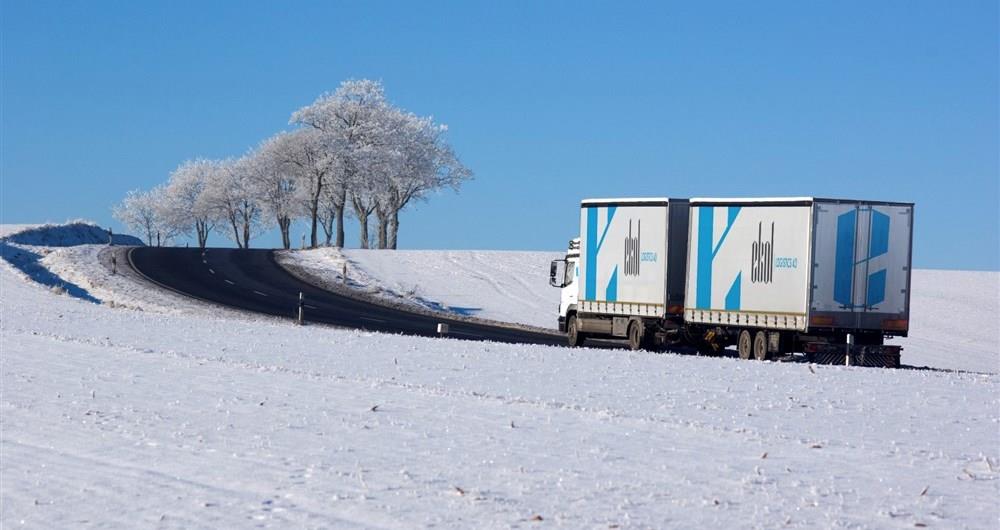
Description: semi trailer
xmin=550 ymin=197 xmax=914 ymax=367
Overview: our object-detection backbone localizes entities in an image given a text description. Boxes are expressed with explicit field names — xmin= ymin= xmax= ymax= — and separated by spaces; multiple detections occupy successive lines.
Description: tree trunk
xmin=358 ymin=215 xmax=370 ymax=249
xmin=310 ymin=175 xmax=323 ymax=248
xmin=278 ymin=216 xmax=291 ymax=249
xmin=323 ymin=215 xmax=334 ymax=246
xmin=388 ymin=209 xmax=400 ymax=250
xmin=335 ymin=193 xmax=345 ymax=248
xmin=196 ymin=220 xmax=209 ymax=249
xmin=242 ymin=220 xmax=251 ymax=249
xmin=376 ymin=211 xmax=389 ymax=249
xmin=230 ymin=215 xmax=243 ymax=249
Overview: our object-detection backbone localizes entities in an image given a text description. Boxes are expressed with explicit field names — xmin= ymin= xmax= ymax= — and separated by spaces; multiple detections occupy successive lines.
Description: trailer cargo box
xmin=684 ymin=198 xmax=913 ymax=336
xmin=577 ymin=198 xmax=689 ymax=318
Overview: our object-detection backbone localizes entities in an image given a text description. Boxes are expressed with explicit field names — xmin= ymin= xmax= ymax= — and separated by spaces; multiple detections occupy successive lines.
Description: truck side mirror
xmin=549 ymin=259 xmax=567 ymax=288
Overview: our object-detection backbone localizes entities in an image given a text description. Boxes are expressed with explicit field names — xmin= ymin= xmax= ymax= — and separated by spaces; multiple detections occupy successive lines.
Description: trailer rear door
xmin=810 ymin=201 xmax=913 ymax=331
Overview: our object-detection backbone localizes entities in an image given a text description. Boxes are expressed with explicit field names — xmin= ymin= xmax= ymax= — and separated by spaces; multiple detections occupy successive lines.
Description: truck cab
xmin=550 ymin=238 xmax=580 ymax=332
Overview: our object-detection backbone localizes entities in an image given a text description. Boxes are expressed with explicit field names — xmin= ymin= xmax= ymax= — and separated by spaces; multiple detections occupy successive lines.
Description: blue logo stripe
xmin=585 ymin=207 xmax=598 ymax=300
xmin=695 ymin=207 xmax=714 ymax=309
xmin=833 ymin=210 xmax=856 ymax=306
xmin=869 ymin=210 xmax=890 ymax=259
xmin=606 ymin=266 xmax=618 ymax=302
xmin=866 ymin=269 xmax=886 ymax=307
xmin=725 ymin=272 xmax=741 ymax=310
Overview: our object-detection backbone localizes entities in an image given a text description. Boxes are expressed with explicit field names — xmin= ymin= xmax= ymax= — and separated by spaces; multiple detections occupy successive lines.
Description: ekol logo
xmin=750 ymin=221 xmax=774 ymax=284
xmin=623 ymin=220 xmax=640 ymax=276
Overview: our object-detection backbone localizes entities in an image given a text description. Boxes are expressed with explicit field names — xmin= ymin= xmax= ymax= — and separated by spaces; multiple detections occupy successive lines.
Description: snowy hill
xmin=2 ymin=225 xmax=998 ymax=528
xmin=2 ymin=223 xmax=999 ymax=527
xmin=282 ymin=248 xmax=999 ymax=374
xmin=2 ymin=221 xmax=143 ymax=246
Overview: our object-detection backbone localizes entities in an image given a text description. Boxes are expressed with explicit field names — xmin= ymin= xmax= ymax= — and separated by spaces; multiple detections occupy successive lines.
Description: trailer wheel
xmin=627 ymin=321 xmax=644 ymax=351
xmin=567 ymin=315 xmax=583 ymax=347
xmin=738 ymin=330 xmax=753 ymax=360
xmin=753 ymin=331 xmax=770 ymax=361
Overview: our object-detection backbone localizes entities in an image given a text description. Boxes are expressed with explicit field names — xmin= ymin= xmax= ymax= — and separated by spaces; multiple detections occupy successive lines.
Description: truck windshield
xmin=564 ymin=262 xmax=575 ymax=286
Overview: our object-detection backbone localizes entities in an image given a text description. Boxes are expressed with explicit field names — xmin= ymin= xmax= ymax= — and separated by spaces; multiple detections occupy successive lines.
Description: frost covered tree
xmin=276 ymin=128 xmax=338 ymax=248
xmin=317 ymin=161 xmax=348 ymax=247
xmin=203 ymin=157 xmax=266 ymax=249
xmin=162 ymin=159 xmax=219 ymax=248
xmin=114 ymin=78 xmax=471 ymax=251
xmin=376 ymin=109 xmax=472 ymax=249
xmin=292 ymin=80 xmax=472 ymax=249
xmin=112 ymin=186 xmax=176 ymax=246
xmin=290 ymin=79 xmax=388 ymax=248
xmin=248 ymin=134 xmax=299 ymax=249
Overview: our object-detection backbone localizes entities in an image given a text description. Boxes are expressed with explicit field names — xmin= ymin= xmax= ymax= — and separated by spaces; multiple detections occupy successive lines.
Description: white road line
xmin=360 ymin=317 xmax=386 ymax=324
xmin=224 ymin=279 xmax=235 ymax=285
xmin=208 ymin=268 xmax=215 ymax=274
xmin=252 ymin=290 xmax=268 ymax=297
xmin=304 ymin=304 xmax=318 ymax=310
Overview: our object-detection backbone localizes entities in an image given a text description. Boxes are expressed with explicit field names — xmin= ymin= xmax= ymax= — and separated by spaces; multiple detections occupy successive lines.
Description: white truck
xmin=550 ymin=198 xmax=691 ymax=349
xmin=550 ymin=197 xmax=914 ymax=367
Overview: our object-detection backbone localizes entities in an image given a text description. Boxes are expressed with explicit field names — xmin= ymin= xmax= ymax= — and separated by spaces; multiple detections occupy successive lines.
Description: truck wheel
xmin=738 ymin=330 xmax=752 ymax=360
xmin=567 ymin=315 xmax=583 ymax=347
xmin=627 ymin=321 xmax=644 ymax=351
xmin=753 ymin=331 xmax=770 ymax=361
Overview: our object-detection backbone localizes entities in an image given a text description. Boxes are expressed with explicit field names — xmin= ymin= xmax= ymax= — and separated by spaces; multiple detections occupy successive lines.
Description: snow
xmin=903 ymin=269 xmax=999 ymax=373
xmin=2 ymin=223 xmax=998 ymax=527
xmin=281 ymin=248 xmax=999 ymax=374
xmin=1 ymin=223 xmax=256 ymax=317
xmin=279 ymin=247 xmax=562 ymax=329
xmin=2 ymin=221 xmax=142 ymax=247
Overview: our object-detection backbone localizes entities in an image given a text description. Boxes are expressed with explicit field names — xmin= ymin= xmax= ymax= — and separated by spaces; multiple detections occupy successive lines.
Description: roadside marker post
xmin=297 ymin=292 xmax=304 ymax=325
xmin=437 ymin=323 xmax=449 ymax=337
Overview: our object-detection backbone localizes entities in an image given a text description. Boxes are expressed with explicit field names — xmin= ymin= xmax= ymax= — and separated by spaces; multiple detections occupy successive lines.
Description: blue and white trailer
xmin=550 ymin=198 xmax=690 ymax=349
xmin=551 ymin=196 xmax=914 ymax=367
xmin=684 ymin=197 xmax=913 ymax=366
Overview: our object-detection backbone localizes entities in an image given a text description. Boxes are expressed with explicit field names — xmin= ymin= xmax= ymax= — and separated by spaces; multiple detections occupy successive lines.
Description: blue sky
xmin=2 ymin=1 xmax=997 ymax=269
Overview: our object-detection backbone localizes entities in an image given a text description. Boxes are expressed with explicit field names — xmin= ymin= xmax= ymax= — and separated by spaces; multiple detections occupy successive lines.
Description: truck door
xmin=811 ymin=202 xmax=913 ymax=329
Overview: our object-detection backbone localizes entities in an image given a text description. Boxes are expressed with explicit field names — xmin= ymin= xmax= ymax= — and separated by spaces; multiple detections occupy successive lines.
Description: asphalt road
xmin=127 ymin=247 xmax=567 ymax=346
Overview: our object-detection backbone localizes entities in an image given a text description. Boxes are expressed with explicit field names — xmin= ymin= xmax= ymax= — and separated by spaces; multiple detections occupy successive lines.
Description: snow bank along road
xmin=127 ymin=247 xmax=564 ymax=346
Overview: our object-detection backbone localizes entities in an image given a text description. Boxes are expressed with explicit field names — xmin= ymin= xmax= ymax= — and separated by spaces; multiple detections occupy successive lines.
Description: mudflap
xmin=804 ymin=343 xmax=901 ymax=368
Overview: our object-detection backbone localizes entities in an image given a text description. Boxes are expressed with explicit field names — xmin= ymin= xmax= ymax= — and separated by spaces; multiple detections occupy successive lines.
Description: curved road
xmin=128 ymin=247 xmax=566 ymax=346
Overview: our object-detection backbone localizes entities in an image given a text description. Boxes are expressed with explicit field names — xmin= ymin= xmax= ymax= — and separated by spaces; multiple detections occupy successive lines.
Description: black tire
xmin=753 ymin=331 xmax=769 ymax=361
xmin=567 ymin=315 xmax=583 ymax=347
xmin=627 ymin=321 xmax=643 ymax=351
xmin=738 ymin=330 xmax=753 ymax=360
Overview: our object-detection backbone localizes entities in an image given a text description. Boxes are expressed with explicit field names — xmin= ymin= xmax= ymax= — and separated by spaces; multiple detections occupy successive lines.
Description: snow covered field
xmin=284 ymin=248 xmax=999 ymax=374
xmin=2 ymin=224 xmax=998 ymax=528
